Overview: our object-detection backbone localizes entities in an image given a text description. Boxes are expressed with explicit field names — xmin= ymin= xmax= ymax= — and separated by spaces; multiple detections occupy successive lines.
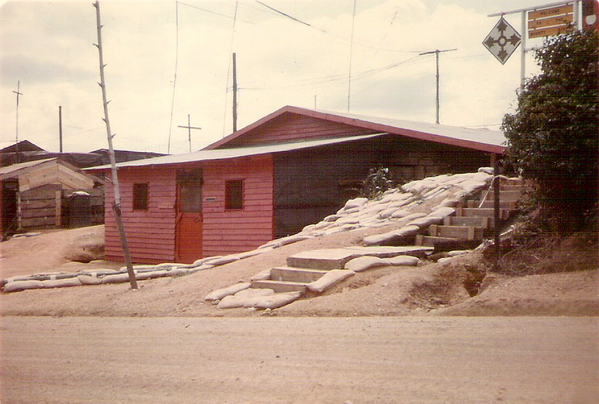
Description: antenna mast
xmin=419 ymin=48 xmax=457 ymax=124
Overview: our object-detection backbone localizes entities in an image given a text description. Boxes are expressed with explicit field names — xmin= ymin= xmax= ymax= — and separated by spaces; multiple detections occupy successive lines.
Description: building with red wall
xmin=89 ymin=106 xmax=506 ymax=264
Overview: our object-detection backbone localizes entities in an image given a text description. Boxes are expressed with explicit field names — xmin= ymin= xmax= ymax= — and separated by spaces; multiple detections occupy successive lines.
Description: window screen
xmin=133 ymin=183 xmax=149 ymax=210
xmin=225 ymin=180 xmax=243 ymax=210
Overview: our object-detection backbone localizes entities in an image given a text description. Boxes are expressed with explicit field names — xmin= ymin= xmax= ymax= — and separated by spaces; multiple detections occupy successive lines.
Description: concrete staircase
xmin=415 ymin=177 xmax=528 ymax=252
xmin=250 ymin=246 xmax=433 ymax=295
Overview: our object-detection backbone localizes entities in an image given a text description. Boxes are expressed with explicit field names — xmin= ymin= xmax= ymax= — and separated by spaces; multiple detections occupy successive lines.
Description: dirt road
xmin=1 ymin=316 xmax=597 ymax=404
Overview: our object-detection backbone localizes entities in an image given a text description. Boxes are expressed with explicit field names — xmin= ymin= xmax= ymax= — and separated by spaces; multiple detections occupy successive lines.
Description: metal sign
xmin=483 ymin=16 xmax=522 ymax=65
xmin=528 ymin=3 xmax=574 ymax=38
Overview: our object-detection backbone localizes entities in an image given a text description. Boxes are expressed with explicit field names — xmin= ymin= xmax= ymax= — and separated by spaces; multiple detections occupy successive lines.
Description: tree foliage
xmin=502 ymin=28 xmax=598 ymax=233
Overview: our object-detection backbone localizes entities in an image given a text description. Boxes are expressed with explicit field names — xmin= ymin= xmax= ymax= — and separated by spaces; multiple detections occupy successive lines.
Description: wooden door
xmin=176 ymin=182 xmax=203 ymax=263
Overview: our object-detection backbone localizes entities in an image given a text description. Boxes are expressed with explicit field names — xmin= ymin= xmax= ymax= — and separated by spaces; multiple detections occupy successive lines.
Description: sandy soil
xmin=2 ymin=316 xmax=598 ymax=404
xmin=1 ymin=226 xmax=598 ymax=403
xmin=0 ymin=225 xmax=597 ymax=317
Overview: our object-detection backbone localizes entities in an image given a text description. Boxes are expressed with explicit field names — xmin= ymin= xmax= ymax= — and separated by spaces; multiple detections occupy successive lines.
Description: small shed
xmin=0 ymin=158 xmax=96 ymax=238
xmin=88 ymin=106 xmax=507 ymax=264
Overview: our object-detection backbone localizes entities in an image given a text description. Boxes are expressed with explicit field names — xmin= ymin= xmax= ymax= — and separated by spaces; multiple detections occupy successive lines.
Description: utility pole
xmin=232 ymin=53 xmax=238 ymax=132
xmin=93 ymin=1 xmax=137 ymax=290
xmin=178 ymin=114 xmax=202 ymax=153
xmin=13 ymin=81 xmax=22 ymax=163
xmin=59 ymin=106 xmax=63 ymax=153
xmin=419 ymin=48 xmax=457 ymax=124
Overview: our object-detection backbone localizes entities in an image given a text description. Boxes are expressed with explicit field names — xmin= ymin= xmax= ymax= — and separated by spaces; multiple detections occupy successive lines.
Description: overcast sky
xmin=1 ymin=0 xmax=558 ymax=154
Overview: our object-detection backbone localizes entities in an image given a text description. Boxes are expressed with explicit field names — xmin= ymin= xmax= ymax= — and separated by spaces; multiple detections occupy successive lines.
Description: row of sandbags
xmin=205 ymin=254 xmax=421 ymax=310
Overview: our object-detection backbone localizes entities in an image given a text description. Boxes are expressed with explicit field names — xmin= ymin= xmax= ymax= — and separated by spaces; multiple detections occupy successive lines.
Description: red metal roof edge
xmin=204 ymin=105 xmax=505 ymax=154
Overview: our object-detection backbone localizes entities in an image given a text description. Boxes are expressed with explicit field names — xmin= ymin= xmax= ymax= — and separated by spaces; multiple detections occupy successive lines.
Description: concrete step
xmin=415 ymin=235 xmax=482 ymax=252
xmin=287 ymin=246 xmax=435 ymax=269
xmin=270 ymin=267 xmax=328 ymax=283
xmin=428 ymin=225 xmax=483 ymax=240
xmin=444 ymin=216 xmax=491 ymax=229
xmin=457 ymin=207 xmax=510 ymax=220
xmin=251 ymin=279 xmax=308 ymax=294
xmin=485 ymin=189 xmax=524 ymax=202
xmin=287 ymin=249 xmax=357 ymax=270
xmin=478 ymin=200 xmax=518 ymax=210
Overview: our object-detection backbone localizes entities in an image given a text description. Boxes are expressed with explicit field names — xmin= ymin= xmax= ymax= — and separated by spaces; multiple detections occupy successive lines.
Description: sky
xmin=0 ymin=0 xmax=565 ymax=155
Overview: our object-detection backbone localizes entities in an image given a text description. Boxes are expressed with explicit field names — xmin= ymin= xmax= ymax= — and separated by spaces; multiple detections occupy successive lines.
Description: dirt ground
xmin=2 ymin=316 xmax=597 ymax=404
xmin=0 ymin=225 xmax=597 ymax=317
xmin=1 ymin=226 xmax=598 ymax=403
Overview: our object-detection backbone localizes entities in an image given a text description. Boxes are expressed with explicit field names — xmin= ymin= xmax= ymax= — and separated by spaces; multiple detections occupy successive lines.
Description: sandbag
xmin=208 ymin=256 xmax=240 ymax=266
xmin=250 ymin=269 xmax=272 ymax=281
xmin=253 ymin=292 xmax=302 ymax=309
xmin=394 ymin=225 xmax=421 ymax=236
xmin=101 ymin=273 xmax=131 ymax=284
xmin=135 ymin=270 xmax=168 ymax=281
xmin=217 ymin=295 xmax=246 ymax=309
xmin=3 ymin=280 xmax=44 ymax=293
xmin=77 ymin=275 xmax=103 ymax=285
xmin=386 ymin=255 xmax=420 ymax=266
xmin=204 ymin=282 xmax=251 ymax=302
xmin=408 ymin=216 xmax=443 ymax=228
xmin=429 ymin=207 xmax=456 ymax=219
xmin=307 ymin=269 xmax=354 ymax=293
xmin=41 ymin=278 xmax=82 ymax=289
xmin=234 ymin=288 xmax=275 ymax=298
xmin=344 ymin=256 xmax=388 ymax=273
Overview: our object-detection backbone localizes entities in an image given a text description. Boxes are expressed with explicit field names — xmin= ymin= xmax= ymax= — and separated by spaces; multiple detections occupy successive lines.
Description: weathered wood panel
xmin=104 ymin=167 xmax=177 ymax=263
xmin=19 ymin=184 xmax=61 ymax=230
xmin=202 ymin=155 xmax=274 ymax=257
xmin=273 ymin=135 xmax=492 ymax=237
xmin=222 ymin=114 xmax=374 ymax=148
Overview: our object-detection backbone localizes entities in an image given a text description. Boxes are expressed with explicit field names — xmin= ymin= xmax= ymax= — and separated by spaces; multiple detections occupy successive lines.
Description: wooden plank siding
xmin=202 ymin=155 xmax=274 ymax=257
xmin=274 ymin=135 xmax=492 ymax=237
xmin=104 ymin=167 xmax=177 ymax=264
xmin=219 ymin=113 xmax=374 ymax=148
xmin=19 ymin=184 xmax=62 ymax=229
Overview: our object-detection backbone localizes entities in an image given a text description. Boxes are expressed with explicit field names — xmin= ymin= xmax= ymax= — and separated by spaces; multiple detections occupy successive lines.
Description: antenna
xmin=178 ymin=114 xmax=202 ymax=153
xmin=12 ymin=81 xmax=23 ymax=163
xmin=232 ymin=53 xmax=238 ymax=132
xmin=419 ymin=48 xmax=457 ymax=124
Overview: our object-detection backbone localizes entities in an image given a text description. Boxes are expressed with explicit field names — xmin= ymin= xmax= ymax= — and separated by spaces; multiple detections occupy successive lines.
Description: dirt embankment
xmin=0 ymin=225 xmax=597 ymax=317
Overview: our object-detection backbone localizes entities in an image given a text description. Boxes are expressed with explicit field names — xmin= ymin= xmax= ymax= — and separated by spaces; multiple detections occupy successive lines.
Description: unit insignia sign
xmin=483 ymin=16 xmax=522 ymax=65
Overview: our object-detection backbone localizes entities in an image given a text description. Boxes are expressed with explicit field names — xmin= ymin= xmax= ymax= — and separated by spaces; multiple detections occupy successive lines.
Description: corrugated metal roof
xmin=204 ymin=106 xmax=506 ymax=152
xmin=0 ymin=158 xmax=57 ymax=180
xmin=85 ymin=133 xmax=389 ymax=170
xmin=315 ymin=109 xmax=506 ymax=147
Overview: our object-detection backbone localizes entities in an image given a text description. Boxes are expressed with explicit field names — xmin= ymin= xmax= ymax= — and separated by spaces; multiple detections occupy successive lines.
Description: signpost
xmin=483 ymin=17 xmax=522 ymax=65
xmin=486 ymin=1 xmax=590 ymax=88
xmin=528 ymin=3 xmax=574 ymax=38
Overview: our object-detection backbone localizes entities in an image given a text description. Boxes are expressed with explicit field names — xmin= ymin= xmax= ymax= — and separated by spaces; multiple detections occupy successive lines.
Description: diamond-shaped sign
xmin=483 ymin=17 xmax=521 ymax=65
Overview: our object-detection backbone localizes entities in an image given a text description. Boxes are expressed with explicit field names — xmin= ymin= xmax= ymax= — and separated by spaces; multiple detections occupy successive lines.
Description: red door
xmin=176 ymin=182 xmax=203 ymax=263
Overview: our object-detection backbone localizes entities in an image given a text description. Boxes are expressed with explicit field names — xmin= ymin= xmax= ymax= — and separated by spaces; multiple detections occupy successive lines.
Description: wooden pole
xmin=93 ymin=1 xmax=137 ymax=290
xmin=419 ymin=49 xmax=457 ymax=124
xmin=232 ymin=53 xmax=238 ymax=132
xmin=59 ymin=106 xmax=63 ymax=153
xmin=493 ymin=158 xmax=501 ymax=271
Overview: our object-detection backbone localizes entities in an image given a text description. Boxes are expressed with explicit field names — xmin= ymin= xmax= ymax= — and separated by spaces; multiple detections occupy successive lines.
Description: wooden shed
xmin=0 ymin=158 xmax=96 ymax=238
xmin=90 ymin=106 xmax=506 ymax=264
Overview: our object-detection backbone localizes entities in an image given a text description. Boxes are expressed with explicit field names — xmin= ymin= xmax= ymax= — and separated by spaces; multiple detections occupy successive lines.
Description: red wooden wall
xmin=202 ymin=155 xmax=274 ymax=257
xmin=104 ymin=167 xmax=177 ymax=264
xmin=221 ymin=113 xmax=374 ymax=148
